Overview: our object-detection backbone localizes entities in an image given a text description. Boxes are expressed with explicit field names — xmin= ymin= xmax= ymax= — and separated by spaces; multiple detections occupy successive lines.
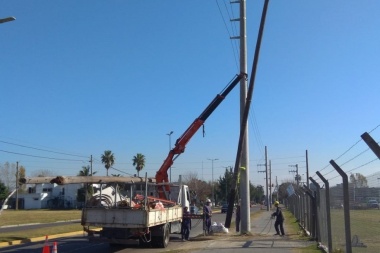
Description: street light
xmin=166 ymin=131 xmax=173 ymax=182
xmin=0 ymin=16 xmax=16 ymax=24
xmin=208 ymin=158 xmax=218 ymax=205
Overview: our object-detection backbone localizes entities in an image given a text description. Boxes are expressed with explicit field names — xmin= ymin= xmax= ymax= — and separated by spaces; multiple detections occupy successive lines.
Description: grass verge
xmin=0 ymin=209 xmax=81 ymax=226
xmin=0 ymin=210 xmax=83 ymax=243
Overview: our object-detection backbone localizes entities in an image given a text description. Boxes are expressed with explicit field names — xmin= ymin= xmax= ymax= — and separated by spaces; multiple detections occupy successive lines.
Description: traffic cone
xmin=42 ymin=235 xmax=50 ymax=253
xmin=52 ymin=242 xmax=58 ymax=253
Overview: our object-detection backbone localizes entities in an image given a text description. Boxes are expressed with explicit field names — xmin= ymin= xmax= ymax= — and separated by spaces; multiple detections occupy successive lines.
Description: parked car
xmin=367 ymin=200 xmax=379 ymax=208
xmin=221 ymin=203 xmax=228 ymax=213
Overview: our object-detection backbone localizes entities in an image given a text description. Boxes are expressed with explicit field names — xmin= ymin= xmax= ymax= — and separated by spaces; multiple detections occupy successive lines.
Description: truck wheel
xmin=151 ymin=223 xmax=170 ymax=248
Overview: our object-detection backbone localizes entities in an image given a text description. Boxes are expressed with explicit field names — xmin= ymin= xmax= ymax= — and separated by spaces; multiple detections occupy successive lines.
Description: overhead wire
xmin=0 ymin=149 xmax=86 ymax=162
xmin=249 ymin=109 xmax=265 ymax=159
xmin=215 ymin=0 xmax=240 ymax=71
xmin=0 ymin=140 xmax=88 ymax=158
xmin=315 ymin=123 xmax=380 ymax=182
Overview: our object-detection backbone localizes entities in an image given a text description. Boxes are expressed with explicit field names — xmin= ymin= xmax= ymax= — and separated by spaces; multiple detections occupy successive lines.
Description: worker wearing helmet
xmin=203 ymin=199 xmax=212 ymax=234
xmin=271 ymin=201 xmax=285 ymax=236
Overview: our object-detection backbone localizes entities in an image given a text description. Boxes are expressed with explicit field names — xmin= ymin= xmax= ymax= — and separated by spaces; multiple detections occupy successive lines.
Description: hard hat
xmin=274 ymin=201 xmax=279 ymax=206
xmin=206 ymin=199 xmax=211 ymax=203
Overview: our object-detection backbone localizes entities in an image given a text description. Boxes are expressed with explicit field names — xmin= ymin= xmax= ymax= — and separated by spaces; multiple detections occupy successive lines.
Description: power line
xmin=0 ymin=140 xmax=88 ymax=158
xmin=0 ymin=149 xmax=86 ymax=162
xmin=215 ymin=0 xmax=239 ymax=71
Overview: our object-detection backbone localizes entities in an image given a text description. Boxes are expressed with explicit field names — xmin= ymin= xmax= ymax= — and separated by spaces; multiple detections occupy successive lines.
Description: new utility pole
xmin=230 ymin=0 xmax=250 ymax=233
xmin=225 ymin=0 xmax=270 ymax=230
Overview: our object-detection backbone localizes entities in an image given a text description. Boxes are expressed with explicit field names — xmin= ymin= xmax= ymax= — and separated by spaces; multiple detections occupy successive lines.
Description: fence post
xmin=361 ymin=132 xmax=380 ymax=159
xmin=303 ymin=186 xmax=317 ymax=239
xmin=316 ymin=171 xmax=333 ymax=253
xmin=308 ymin=178 xmax=321 ymax=242
xmin=330 ymin=159 xmax=352 ymax=253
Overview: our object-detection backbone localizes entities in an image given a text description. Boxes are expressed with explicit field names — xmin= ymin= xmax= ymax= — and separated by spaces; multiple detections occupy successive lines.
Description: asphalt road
xmin=0 ymin=206 xmax=315 ymax=253
xmin=0 ymin=212 xmax=231 ymax=253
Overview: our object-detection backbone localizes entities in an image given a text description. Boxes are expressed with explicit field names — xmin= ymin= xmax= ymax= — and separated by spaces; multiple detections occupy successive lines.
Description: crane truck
xmin=19 ymin=72 xmax=246 ymax=248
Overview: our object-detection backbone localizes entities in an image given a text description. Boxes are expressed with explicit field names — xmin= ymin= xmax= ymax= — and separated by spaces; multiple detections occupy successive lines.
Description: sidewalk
xmin=170 ymin=208 xmax=315 ymax=253
xmin=0 ymin=207 xmax=316 ymax=252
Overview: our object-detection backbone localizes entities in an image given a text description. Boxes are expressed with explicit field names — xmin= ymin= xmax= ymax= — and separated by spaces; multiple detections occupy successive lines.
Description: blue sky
xmin=1 ymin=1 xmax=380 ymax=188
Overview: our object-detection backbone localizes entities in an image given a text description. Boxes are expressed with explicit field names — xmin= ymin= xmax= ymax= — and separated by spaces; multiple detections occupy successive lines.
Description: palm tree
xmin=101 ymin=150 xmax=115 ymax=176
xmin=77 ymin=166 xmax=97 ymax=201
xmin=77 ymin=165 xmax=96 ymax=176
xmin=132 ymin=153 xmax=146 ymax=177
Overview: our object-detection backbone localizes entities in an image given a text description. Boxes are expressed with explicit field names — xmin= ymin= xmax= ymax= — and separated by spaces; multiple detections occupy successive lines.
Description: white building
xmin=17 ymin=183 xmax=83 ymax=209
xmin=367 ymin=172 xmax=380 ymax=188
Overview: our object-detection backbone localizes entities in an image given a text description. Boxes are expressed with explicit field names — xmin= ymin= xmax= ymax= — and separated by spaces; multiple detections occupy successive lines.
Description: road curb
xmin=0 ymin=230 xmax=85 ymax=248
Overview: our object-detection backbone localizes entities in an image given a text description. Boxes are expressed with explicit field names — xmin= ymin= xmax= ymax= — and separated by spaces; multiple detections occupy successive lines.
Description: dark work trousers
xmin=236 ymin=216 xmax=240 ymax=232
xmin=181 ymin=223 xmax=190 ymax=240
xmin=274 ymin=220 xmax=285 ymax=235
xmin=204 ymin=217 xmax=211 ymax=234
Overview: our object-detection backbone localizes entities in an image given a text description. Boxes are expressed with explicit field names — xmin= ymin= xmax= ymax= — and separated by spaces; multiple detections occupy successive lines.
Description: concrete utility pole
xmin=265 ymin=147 xmax=269 ymax=211
xmin=231 ymin=0 xmax=250 ymax=233
xmin=225 ymin=0 xmax=270 ymax=230
xmin=289 ymin=164 xmax=299 ymax=186
xmin=90 ymin=155 xmax=93 ymax=176
xmin=16 ymin=161 xmax=19 ymax=210
xmin=257 ymin=146 xmax=268 ymax=210
xmin=305 ymin=150 xmax=309 ymax=188
xmin=269 ymin=160 xmax=272 ymax=209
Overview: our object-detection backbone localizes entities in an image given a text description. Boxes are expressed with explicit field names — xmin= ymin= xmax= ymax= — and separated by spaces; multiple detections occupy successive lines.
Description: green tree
xmin=132 ymin=153 xmax=145 ymax=177
xmin=18 ymin=166 xmax=26 ymax=193
xmin=0 ymin=162 xmax=16 ymax=190
xmin=250 ymin=183 xmax=264 ymax=204
xmin=350 ymin=173 xmax=368 ymax=188
xmin=77 ymin=165 xmax=96 ymax=177
xmin=0 ymin=180 xmax=9 ymax=202
xmin=183 ymin=172 xmax=212 ymax=204
xmin=31 ymin=169 xmax=55 ymax=177
xmin=217 ymin=167 xmax=234 ymax=203
xmin=76 ymin=166 xmax=97 ymax=204
xmin=101 ymin=150 xmax=115 ymax=176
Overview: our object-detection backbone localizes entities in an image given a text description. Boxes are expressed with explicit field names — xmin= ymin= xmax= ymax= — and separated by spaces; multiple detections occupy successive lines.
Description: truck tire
xmin=151 ymin=223 xmax=170 ymax=248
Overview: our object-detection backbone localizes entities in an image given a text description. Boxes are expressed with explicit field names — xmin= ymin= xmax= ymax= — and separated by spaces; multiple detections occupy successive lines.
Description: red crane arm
xmin=155 ymin=73 xmax=246 ymax=199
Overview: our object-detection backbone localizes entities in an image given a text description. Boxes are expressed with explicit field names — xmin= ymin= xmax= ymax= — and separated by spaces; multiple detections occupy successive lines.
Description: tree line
xmin=0 ymin=152 xmax=267 ymax=207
